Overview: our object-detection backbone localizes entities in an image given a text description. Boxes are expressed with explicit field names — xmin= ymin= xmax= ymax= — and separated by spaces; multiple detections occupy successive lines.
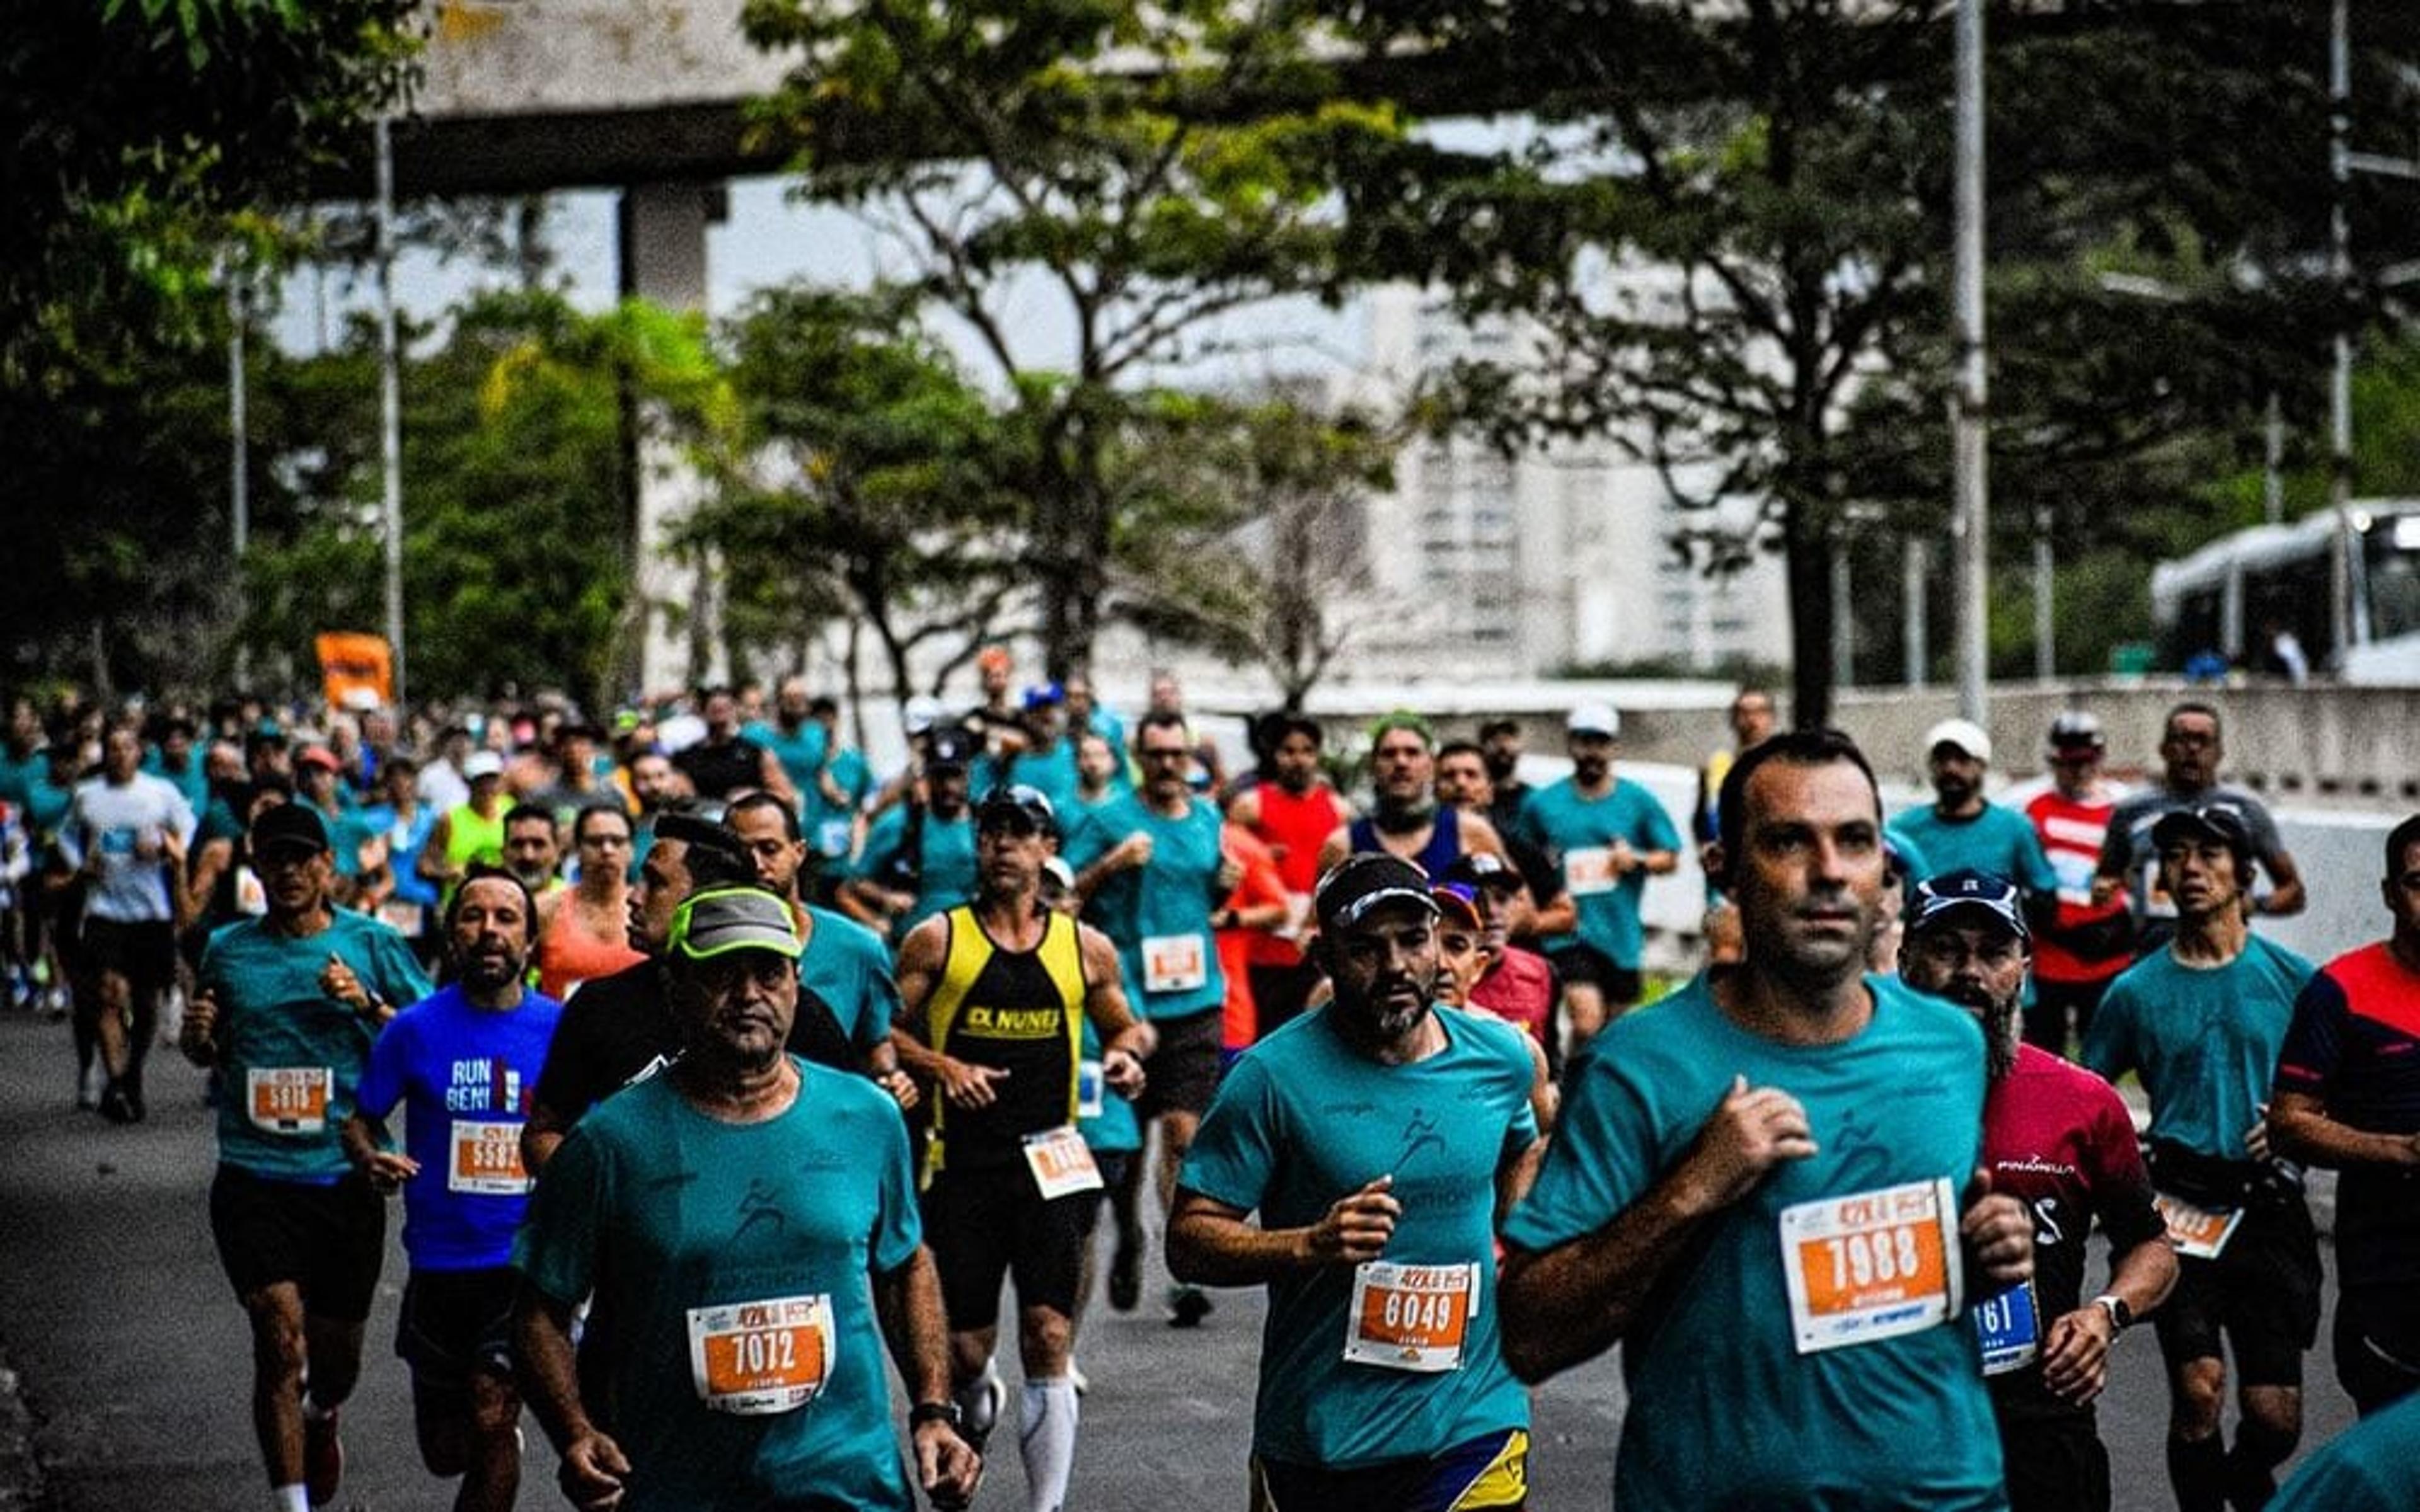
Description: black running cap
xmin=1315 ymin=853 xmax=1439 ymax=932
xmin=250 ymin=803 xmax=329 ymax=856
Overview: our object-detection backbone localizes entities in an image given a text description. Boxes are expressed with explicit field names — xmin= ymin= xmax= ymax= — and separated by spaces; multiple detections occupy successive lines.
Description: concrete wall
xmin=1832 ymin=680 xmax=2420 ymax=807
xmin=418 ymin=1 xmax=787 ymax=118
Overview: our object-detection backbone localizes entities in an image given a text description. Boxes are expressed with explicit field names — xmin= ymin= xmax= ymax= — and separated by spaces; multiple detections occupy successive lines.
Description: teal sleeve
xmin=870 ymin=1096 xmax=922 ymax=1274
xmin=852 ymin=810 xmax=906 ymax=882
xmin=514 ymin=1125 xmax=603 ymax=1304
xmin=1177 ymin=1056 xmax=1279 ymax=1213
xmin=1501 ymin=1051 xmax=1661 ymax=1254
xmin=853 ymin=936 xmax=902 ymax=1053
xmin=1638 ymin=789 xmax=1682 ymax=854
xmin=2016 ymin=819 xmax=2060 ymax=896
xmin=372 ymin=925 xmax=436 ymax=1008
xmin=1061 ymin=810 xmax=1114 ymax=872
xmin=355 ymin=1012 xmax=409 ymax=1121
xmin=2078 ymin=982 xmax=2131 ymax=1082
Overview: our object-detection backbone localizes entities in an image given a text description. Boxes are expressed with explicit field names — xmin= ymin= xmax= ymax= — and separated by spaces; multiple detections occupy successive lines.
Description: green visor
xmin=669 ymin=886 xmax=802 ymax=963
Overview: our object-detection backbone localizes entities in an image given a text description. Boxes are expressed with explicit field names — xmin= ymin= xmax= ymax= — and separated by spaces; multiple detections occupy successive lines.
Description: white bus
xmin=2150 ymin=498 xmax=2420 ymax=682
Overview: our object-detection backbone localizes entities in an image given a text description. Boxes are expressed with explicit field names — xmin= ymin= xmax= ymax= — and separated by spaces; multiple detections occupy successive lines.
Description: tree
xmin=1112 ymin=393 xmax=1395 ymax=708
xmin=693 ymin=285 xmax=1027 ymax=710
xmin=239 ymin=292 xmax=730 ymax=711
xmin=1331 ymin=0 xmax=2416 ymax=721
xmin=1 ymin=0 xmax=414 ymax=690
xmin=741 ymin=0 xmax=1401 ymax=679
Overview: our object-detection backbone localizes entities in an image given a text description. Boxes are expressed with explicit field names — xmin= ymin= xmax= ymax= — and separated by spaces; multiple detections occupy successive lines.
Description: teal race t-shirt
xmin=516 ymin=1061 xmax=923 ymax=1512
xmin=1181 ymin=1005 xmax=1538 ymax=1469
xmin=850 ymin=806 xmax=977 ymax=942
xmin=1064 ymin=793 xmax=1227 ymax=1020
xmin=1502 ymin=974 xmax=2005 ymax=1511
xmin=800 ymin=904 xmax=900 ymax=1052
xmin=1512 ymin=776 xmax=1682 ymax=971
xmin=2082 ymin=935 xmax=2315 ymax=1160
xmin=200 ymin=909 xmax=434 ymax=1183
xmin=1886 ymin=802 xmax=2057 ymax=895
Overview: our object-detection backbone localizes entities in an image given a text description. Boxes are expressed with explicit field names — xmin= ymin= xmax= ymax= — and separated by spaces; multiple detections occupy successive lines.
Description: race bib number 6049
xmin=1779 ymin=1177 xmax=1963 ymax=1355
xmin=1344 ymin=1261 xmax=1478 ymax=1372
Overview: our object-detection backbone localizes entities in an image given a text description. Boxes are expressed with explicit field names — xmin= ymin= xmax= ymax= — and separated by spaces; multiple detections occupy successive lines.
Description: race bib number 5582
xmin=1779 ymin=1177 xmax=1963 ymax=1355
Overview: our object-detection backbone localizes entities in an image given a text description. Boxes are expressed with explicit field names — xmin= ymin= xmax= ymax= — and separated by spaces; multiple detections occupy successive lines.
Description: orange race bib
xmin=247 ymin=1067 xmax=332 ymax=1135
xmin=447 ymin=1119 xmax=531 ymax=1196
xmin=686 ymin=1296 xmax=835 ymax=1415
xmin=1563 ymin=847 xmax=1619 ymax=896
xmin=1022 ymin=1125 xmax=1105 ymax=1200
xmin=1344 ymin=1261 xmax=1478 ymax=1372
xmin=2155 ymin=1193 xmax=2244 ymax=1259
xmin=1143 ymin=933 xmax=1207 ymax=994
xmin=1779 ymin=1177 xmax=1963 ymax=1354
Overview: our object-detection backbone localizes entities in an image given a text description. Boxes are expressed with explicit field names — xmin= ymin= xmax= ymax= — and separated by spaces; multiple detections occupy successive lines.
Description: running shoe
xmin=1108 ymin=1239 xmax=1140 ymax=1312
xmin=1166 ymin=1284 xmax=1213 ymax=1329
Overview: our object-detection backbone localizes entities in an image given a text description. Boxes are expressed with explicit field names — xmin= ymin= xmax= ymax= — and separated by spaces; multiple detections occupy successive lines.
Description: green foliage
xmin=1110 ymin=393 xmax=1397 ymax=707
xmin=693 ymin=285 xmax=1024 ymax=702
xmin=238 ymin=292 xmax=660 ymax=711
xmin=1327 ymin=0 xmax=2417 ymax=714
xmin=1 ymin=0 xmax=413 ymax=690
xmin=741 ymin=0 xmax=1402 ymax=675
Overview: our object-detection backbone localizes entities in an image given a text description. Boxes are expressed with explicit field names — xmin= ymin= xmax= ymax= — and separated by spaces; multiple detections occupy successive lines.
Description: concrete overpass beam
xmin=618 ymin=180 xmax=728 ymax=696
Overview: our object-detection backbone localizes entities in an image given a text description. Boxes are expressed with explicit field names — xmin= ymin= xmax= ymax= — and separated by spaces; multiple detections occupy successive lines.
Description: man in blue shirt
xmin=1498 ymin=729 xmax=2034 ymax=1511
xmin=345 ymin=869 xmax=560 ymax=1512
xmin=1065 ymin=711 xmax=1241 ymax=1326
xmin=1169 ymin=853 xmax=1543 ymax=1506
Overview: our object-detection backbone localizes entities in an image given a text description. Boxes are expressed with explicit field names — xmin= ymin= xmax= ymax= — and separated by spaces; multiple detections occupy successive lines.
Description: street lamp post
xmin=1953 ymin=0 xmax=1990 ymax=723
xmin=376 ymin=114 xmax=407 ymax=708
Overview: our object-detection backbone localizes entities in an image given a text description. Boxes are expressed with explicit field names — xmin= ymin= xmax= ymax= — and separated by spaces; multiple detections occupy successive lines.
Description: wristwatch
xmin=909 ymin=1400 xmax=962 ymax=1430
xmin=2091 ymin=1294 xmax=2133 ymax=1332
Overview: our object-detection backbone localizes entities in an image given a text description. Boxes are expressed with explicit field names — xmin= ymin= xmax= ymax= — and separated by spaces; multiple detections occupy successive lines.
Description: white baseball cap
xmin=1922 ymin=718 xmax=1992 ymax=764
xmin=904 ymin=696 xmax=946 ymax=735
xmin=462 ymin=750 xmax=506 ymax=781
xmin=1567 ymin=702 xmax=1621 ymax=738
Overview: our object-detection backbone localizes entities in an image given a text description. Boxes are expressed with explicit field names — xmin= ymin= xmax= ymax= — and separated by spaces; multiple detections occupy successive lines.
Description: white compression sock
xmin=1018 ymin=1376 xmax=1080 ymax=1512
xmin=271 ymin=1485 xmax=310 ymax=1512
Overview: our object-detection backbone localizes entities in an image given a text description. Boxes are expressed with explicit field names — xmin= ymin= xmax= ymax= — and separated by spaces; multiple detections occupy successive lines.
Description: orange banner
xmin=314 ymin=633 xmax=393 ymax=711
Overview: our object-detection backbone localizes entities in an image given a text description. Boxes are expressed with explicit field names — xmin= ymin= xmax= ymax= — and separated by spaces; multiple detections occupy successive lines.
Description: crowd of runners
xmin=3 ymin=667 xmax=2419 ymax=1511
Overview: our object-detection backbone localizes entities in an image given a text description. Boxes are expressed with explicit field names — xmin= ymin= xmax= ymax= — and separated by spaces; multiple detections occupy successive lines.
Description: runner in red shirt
xmin=2018 ymin=713 xmax=2136 ymax=1056
xmin=1224 ymin=713 xmax=1344 ymax=1038
xmin=1900 ymin=868 xmax=2177 ymax=1512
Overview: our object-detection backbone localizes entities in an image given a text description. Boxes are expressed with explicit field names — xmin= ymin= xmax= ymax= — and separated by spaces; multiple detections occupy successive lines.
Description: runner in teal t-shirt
xmin=1063 ymin=788 xmax=1230 ymax=1022
xmin=844 ymin=766 xmax=979 ymax=945
xmin=2073 ymin=800 xmax=2320 ymax=1512
xmin=745 ymin=680 xmax=832 ymax=810
xmin=1497 ymin=730 xmax=2029 ymax=1512
xmin=1509 ymin=709 xmax=1681 ymax=1038
xmin=177 ymin=802 xmax=436 ymax=1512
xmin=2084 ymin=934 xmax=2313 ymax=1160
xmin=199 ymin=888 xmax=433 ymax=1183
xmin=512 ymin=887 xmax=977 ymax=1512
xmin=1170 ymin=853 xmax=1541 ymax=1501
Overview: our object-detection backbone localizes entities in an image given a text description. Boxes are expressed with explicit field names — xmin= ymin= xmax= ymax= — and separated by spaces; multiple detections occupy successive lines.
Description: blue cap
xmin=1908 ymin=869 xmax=2027 ymax=942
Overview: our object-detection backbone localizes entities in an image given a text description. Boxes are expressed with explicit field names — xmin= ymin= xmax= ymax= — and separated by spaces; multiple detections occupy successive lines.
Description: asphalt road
xmin=0 ymin=1006 xmax=2359 ymax=1511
